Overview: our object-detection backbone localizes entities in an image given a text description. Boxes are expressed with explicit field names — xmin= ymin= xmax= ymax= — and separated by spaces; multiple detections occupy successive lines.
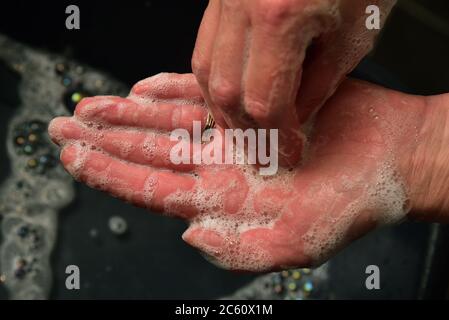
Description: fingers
xmin=295 ymin=38 xmax=341 ymax=124
xmin=208 ymin=1 xmax=249 ymax=124
xmin=193 ymin=1 xmax=329 ymax=166
xmin=129 ymin=73 xmax=204 ymax=104
xmin=244 ymin=9 xmax=306 ymax=122
xmin=192 ymin=0 xmax=227 ymax=128
xmin=74 ymin=95 xmax=208 ymax=134
xmin=295 ymin=0 xmax=396 ymax=123
xmin=240 ymin=15 xmax=313 ymax=166
xmin=60 ymin=143 xmax=199 ymax=219
xmin=296 ymin=19 xmax=370 ymax=123
xmin=49 ymin=117 xmax=201 ymax=172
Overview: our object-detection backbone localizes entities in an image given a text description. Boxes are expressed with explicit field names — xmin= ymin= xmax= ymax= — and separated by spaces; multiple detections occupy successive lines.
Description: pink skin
xmin=49 ymin=73 xmax=436 ymax=272
xmin=192 ymin=0 xmax=397 ymax=167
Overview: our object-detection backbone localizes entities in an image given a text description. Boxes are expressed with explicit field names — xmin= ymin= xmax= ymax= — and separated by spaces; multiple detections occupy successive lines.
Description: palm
xmin=49 ymin=73 xmax=424 ymax=271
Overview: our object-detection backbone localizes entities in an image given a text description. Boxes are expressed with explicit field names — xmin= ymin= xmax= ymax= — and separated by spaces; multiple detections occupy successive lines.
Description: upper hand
xmin=192 ymin=0 xmax=397 ymax=166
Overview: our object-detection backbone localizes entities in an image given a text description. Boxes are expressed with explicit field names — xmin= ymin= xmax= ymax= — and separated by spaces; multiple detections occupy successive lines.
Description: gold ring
xmin=204 ymin=113 xmax=215 ymax=131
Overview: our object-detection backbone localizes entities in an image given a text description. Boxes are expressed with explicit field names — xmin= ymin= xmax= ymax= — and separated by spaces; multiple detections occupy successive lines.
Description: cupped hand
xmin=48 ymin=73 xmax=429 ymax=272
xmin=192 ymin=0 xmax=397 ymax=166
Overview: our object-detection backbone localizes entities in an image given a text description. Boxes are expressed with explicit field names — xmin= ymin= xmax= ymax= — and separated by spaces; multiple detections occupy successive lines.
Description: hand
xmin=192 ymin=0 xmax=397 ymax=166
xmin=48 ymin=73 xmax=447 ymax=272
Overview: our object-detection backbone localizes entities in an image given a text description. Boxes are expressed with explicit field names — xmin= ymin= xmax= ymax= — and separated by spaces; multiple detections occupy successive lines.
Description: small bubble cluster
xmin=163 ymin=166 xmax=297 ymax=271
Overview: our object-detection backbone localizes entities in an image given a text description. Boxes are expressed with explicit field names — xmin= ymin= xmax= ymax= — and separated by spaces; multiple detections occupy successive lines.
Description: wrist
xmin=406 ymin=94 xmax=449 ymax=222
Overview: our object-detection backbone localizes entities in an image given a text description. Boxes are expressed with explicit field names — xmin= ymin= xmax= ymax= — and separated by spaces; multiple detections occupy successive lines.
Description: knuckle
xmin=191 ymin=54 xmax=210 ymax=85
xmin=244 ymin=95 xmax=271 ymax=123
xmin=209 ymin=78 xmax=240 ymax=110
xmin=258 ymin=0 xmax=298 ymax=26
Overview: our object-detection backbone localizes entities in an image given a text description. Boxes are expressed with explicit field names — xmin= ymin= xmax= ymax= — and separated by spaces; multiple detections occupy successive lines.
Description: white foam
xmin=301 ymin=161 xmax=408 ymax=265
xmin=142 ymin=133 xmax=157 ymax=161
xmin=64 ymin=142 xmax=88 ymax=181
xmin=143 ymin=173 xmax=158 ymax=207
xmin=161 ymin=165 xmax=297 ymax=271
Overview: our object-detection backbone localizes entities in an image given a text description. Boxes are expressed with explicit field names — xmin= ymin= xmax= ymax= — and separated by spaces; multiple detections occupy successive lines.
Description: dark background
xmin=0 ymin=1 xmax=205 ymax=86
xmin=0 ymin=0 xmax=448 ymax=299
xmin=0 ymin=0 xmax=448 ymax=94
